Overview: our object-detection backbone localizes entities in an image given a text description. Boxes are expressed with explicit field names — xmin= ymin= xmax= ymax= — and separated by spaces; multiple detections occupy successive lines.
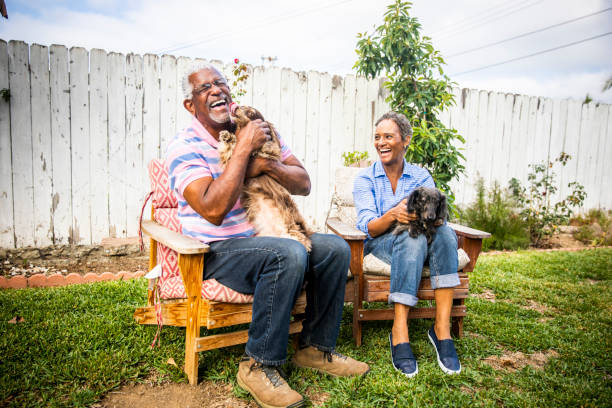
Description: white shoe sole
xmin=428 ymin=331 xmax=461 ymax=375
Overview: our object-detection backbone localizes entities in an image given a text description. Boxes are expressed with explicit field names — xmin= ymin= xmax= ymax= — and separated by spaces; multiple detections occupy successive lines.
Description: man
xmin=166 ymin=63 xmax=369 ymax=408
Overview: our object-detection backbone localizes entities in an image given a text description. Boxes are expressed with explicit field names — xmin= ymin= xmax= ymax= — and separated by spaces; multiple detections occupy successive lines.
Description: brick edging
xmin=0 ymin=271 xmax=146 ymax=289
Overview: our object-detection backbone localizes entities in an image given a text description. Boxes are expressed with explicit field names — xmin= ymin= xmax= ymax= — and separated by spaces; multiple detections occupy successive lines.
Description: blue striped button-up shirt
xmin=352 ymin=159 xmax=435 ymax=239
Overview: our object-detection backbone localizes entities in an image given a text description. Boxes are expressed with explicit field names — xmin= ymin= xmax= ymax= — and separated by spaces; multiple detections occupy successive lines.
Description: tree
xmin=354 ymin=0 xmax=465 ymax=207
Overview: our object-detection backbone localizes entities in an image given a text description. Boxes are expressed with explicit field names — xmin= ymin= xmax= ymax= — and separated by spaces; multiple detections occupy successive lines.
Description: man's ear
xmin=183 ymin=98 xmax=195 ymax=115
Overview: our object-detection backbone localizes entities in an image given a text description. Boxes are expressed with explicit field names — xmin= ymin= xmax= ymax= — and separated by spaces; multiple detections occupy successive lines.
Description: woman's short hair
xmin=375 ymin=112 xmax=413 ymax=142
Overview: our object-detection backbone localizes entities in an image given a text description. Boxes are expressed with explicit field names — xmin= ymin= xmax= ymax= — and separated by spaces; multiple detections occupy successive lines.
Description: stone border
xmin=2 ymin=246 xmax=610 ymax=290
xmin=0 ymin=271 xmax=146 ymax=289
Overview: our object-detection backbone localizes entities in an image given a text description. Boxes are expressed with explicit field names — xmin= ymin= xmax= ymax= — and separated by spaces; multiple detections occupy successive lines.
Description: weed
xmin=456 ymin=178 xmax=530 ymax=251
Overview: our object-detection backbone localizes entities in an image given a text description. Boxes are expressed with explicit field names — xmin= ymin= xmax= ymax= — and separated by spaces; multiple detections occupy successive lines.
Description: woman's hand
xmin=366 ymin=198 xmax=417 ymax=238
xmin=388 ymin=199 xmax=417 ymax=224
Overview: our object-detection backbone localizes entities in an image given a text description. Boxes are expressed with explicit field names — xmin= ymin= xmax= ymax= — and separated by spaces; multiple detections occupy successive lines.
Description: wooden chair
xmin=325 ymin=167 xmax=490 ymax=346
xmin=133 ymin=159 xmax=306 ymax=385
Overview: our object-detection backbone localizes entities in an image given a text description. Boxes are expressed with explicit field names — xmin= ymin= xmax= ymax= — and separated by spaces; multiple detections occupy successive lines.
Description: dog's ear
xmin=406 ymin=188 xmax=420 ymax=212
xmin=436 ymin=190 xmax=448 ymax=222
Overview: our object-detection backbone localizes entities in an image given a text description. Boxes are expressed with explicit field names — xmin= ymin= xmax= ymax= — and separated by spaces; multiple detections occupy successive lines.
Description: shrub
xmin=456 ymin=178 xmax=530 ymax=251
xmin=341 ymin=151 xmax=370 ymax=167
xmin=509 ymin=152 xmax=586 ymax=247
xmin=354 ymin=0 xmax=465 ymax=209
xmin=572 ymin=209 xmax=612 ymax=246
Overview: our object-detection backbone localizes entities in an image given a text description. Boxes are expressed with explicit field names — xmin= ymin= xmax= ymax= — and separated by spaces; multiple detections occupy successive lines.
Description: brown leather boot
xmin=292 ymin=346 xmax=370 ymax=377
xmin=237 ymin=356 xmax=304 ymax=408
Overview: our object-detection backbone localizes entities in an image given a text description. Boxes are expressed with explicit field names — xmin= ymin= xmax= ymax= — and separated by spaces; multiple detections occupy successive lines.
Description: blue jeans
xmin=203 ymin=233 xmax=350 ymax=366
xmin=364 ymin=225 xmax=460 ymax=307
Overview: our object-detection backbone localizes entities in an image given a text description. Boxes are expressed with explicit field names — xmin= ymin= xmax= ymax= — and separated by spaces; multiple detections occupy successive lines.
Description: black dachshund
xmin=392 ymin=187 xmax=448 ymax=243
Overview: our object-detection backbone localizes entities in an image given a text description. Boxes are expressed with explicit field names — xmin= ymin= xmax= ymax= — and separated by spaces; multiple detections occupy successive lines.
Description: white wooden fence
xmin=1 ymin=40 xmax=610 ymax=248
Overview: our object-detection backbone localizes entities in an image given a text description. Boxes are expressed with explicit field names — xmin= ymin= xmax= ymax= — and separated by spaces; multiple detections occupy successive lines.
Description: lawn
xmin=1 ymin=249 xmax=611 ymax=407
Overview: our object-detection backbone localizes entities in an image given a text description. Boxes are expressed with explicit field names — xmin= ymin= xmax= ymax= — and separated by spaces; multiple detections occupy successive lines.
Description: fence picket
xmin=160 ymin=55 xmax=177 ymax=152
xmin=108 ymin=52 xmax=127 ymax=238
xmin=9 ymin=41 xmax=34 ymax=247
xmin=89 ymin=48 xmax=109 ymax=243
xmin=0 ymin=40 xmax=13 ymax=247
xmin=125 ymin=54 xmax=144 ymax=236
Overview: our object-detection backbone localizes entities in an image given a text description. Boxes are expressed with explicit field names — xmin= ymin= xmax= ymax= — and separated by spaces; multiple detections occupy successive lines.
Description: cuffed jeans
xmin=203 ymin=233 xmax=350 ymax=366
xmin=364 ymin=224 xmax=460 ymax=307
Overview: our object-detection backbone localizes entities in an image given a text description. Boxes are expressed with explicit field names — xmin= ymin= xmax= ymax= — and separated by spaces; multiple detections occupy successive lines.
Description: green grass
xmin=1 ymin=249 xmax=611 ymax=407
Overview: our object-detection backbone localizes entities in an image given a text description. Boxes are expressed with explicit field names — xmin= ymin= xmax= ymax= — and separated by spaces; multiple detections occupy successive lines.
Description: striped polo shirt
xmin=166 ymin=116 xmax=293 ymax=244
xmin=353 ymin=159 xmax=435 ymax=239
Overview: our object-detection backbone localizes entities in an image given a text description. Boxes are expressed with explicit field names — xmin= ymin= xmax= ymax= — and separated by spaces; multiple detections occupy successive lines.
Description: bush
xmin=572 ymin=209 xmax=612 ymax=246
xmin=354 ymin=0 xmax=465 ymax=209
xmin=509 ymin=152 xmax=586 ymax=247
xmin=456 ymin=178 xmax=530 ymax=251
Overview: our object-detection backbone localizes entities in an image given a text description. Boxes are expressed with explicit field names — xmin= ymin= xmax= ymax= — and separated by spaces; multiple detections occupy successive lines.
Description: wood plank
xmin=366 ymin=288 xmax=469 ymax=302
xmin=314 ymin=72 xmax=332 ymax=231
xmin=125 ymin=53 xmax=144 ymax=237
xmin=366 ymin=77 xmax=380 ymax=159
xmin=586 ymin=105 xmax=608 ymax=210
xmin=143 ymin=54 xmax=161 ymax=162
xmin=141 ymin=54 xmax=159 ymax=236
xmin=329 ymin=75 xmax=346 ymax=203
xmin=176 ymin=56 xmax=193 ymax=133
xmin=279 ymin=68 xmax=295 ymax=152
xmin=141 ymin=220 xmax=210 ymax=254
xmin=0 ymin=40 xmax=13 ymax=247
xmin=326 ymin=217 xmax=366 ymax=240
xmin=29 ymin=44 xmax=54 ymax=246
xmin=69 ymin=47 xmax=91 ymax=244
xmin=8 ymin=40 xmax=34 ymax=247
xmin=160 ymin=54 xmax=177 ymax=152
xmin=366 ymin=275 xmax=468 ymax=292
xmin=264 ymin=66 xmax=281 ymax=125
xmin=601 ymin=106 xmax=612 ymax=208
xmin=447 ymin=222 xmax=490 ymax=239
xmin=357 ymin=305 xmax=467 ymax=321
xmin=107 ymin=52 xmax=127 ymax=237
xmin=489 ymin=92 xmax=506 ymax=184
xmin=89 ymin=48 xmax=110 ymax=243
xmin=342 ymin=74 xmax=357 ymax=153
xmin=353 ymin=75 xmax=369 ymax=154
xmin=302 ymin=70 xmax=320 ymax=227
xmin=178 ymin=252 xmax=204 ymax=385
xmin=49 ymin=44 xmax=72 ymax=244
xmin=207 ymin=294 xmax=307 ymax=329
xmin=290 ymin=70 xmax=308 ymax=214
xmin=548 ymin=99 xmax=567 ymax=203
xmin=196 ymin=320 xmax=303 ymax=352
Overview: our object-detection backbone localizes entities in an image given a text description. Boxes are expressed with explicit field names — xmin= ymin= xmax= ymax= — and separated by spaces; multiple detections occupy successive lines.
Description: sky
xmin=1 ymin=0 xmax=611 ymax=103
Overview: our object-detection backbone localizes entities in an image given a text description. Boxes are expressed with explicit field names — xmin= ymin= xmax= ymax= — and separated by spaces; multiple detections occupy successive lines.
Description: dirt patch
xmin=545 ymin=230 xmax=587 ymax=249
xmin=304 ymin=387 xmax=330 ymax=407
xmin=472 ymin=289 xmax=496 ymax=302
xmin=520 ymin=299 xmax=554 ymax=314
xmin=1 ymin=238 xmax=148 ymax=278
xmin=483 ymin=350 xmax=559 ymax=372
xmin=95 ymin=381 xmax=255 ymax=408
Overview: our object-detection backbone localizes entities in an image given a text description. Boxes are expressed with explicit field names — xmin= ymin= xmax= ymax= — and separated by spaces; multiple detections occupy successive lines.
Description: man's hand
xmin=235 ymin=119 xmax=271 ymax=154
xmin=388 ymin=199 xmax=417 ymax=224
xmin=246 ymin=156 xmax=276 ymax=179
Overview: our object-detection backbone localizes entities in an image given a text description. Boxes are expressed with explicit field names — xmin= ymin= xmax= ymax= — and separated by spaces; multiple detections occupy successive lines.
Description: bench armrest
xmin=447 ymin=222 xmax=491 ymax=239
xmin=326 ymin=217 xmax=367 ymax=240
xmin=141 ymin=220 xmax=210 ymax=255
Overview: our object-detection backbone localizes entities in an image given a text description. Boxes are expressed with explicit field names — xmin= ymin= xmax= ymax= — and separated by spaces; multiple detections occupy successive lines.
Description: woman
xmin=352 ymin=111 xmax=461 ymax=377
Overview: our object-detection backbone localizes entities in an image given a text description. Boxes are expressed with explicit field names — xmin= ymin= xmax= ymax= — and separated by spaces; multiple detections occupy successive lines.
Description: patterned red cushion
xmin=160 ymin=276 xmax=253 ymax=303
xmin=149 ymin=159 xmax=178 ymax=209
xmin=150 ymin=180 xmax=252 ymax=303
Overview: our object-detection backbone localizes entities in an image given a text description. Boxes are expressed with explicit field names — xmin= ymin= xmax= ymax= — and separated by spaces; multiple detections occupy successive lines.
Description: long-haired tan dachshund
xmin=218 ymin=103 xmax=313 ymax=251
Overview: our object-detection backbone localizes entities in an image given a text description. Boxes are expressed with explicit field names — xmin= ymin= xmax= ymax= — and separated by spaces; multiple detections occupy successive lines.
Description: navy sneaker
xmin=427 ymin=325 xmax=461 ymax=374
xmin=389 ymin=333 xmax=418 ymax=378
